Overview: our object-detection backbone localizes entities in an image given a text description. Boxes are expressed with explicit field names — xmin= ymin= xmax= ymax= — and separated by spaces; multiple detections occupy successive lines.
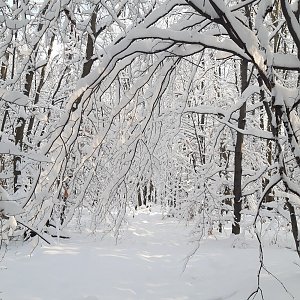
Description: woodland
xmin=0 ymin=0 xmax=300 ymax=277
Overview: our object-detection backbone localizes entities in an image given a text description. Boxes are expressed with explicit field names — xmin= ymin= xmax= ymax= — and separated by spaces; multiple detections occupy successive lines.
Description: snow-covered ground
xmin=0 ymin=210 xmax=299 ymax=300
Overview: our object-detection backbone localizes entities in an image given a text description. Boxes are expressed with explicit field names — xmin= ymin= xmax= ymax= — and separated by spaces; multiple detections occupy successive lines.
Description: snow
xmin=0 ymin=88 xmax=30 ymax=106
xmin=272 ymin=83 xmax=299 ymax=109
xmin=0 ymin=140 xmax=50 ymax=163
xmin=5 ymin=19 xmax=30 ymax=30
xmin=0 ymin=186 xmax=21 ymax=216
xmin=0 ymin=210 xmax=299 ymax=300
xmin=274 ymin=53 xmax=300 ymax=70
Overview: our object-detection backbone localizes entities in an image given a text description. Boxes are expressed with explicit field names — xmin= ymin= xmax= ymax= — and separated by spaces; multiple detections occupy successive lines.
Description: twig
xmin=16 ymin=219 xmax=50 ymax=245
xmin=248 ymin=219 xmax=294 ymax=300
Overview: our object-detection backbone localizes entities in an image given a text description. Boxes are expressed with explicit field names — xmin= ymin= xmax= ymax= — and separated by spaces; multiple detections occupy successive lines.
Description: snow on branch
xmin=0 ymin=88 xmax=30 ymax=106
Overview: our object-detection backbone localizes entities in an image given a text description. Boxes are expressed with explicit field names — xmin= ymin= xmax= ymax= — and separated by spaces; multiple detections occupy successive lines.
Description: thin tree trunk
xmin=13 ymin=118 xmax=25 ymax=192
xmin=232 ymin=59 xmax=248 ymax=235
xmin=285 ymin=200 xmax=300 ymax=258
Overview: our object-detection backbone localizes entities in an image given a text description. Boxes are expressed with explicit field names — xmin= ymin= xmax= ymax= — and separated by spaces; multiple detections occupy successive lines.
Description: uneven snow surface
xmin=0 ymin=211 xmax=300 ymax=300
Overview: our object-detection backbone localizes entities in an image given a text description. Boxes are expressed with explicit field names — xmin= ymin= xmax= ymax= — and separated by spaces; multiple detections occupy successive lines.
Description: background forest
xmin=0 ymin=0 xmax=300 ymax=265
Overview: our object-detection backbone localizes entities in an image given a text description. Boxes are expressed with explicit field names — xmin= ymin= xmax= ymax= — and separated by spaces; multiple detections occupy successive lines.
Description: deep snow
xmin=0 ymin=209 xmax=299 ymax=300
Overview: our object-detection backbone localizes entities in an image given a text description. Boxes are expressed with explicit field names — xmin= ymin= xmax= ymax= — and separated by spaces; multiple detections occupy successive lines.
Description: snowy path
xmin=0 ymin=211 xmax=300 ymax=300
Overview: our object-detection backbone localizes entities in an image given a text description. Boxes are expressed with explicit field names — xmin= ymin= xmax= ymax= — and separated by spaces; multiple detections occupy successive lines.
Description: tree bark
xmin=232 ymin=59 xmax=248 ymax=235
xmin=285 ymin=200 xmax=300 ymax=257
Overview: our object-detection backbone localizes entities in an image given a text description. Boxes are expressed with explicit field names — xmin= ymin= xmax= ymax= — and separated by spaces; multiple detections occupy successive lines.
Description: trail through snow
xmin=0 ymin=210 xmax=300 ymax=300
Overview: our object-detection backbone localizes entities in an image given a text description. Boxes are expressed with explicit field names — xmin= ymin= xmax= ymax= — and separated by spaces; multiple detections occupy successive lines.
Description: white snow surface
xmin=0 ymin=209 xmax=300 ymax=300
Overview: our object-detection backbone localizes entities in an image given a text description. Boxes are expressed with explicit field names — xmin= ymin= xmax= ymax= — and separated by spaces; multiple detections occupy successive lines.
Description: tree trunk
xmin=285 ymin=200 xmax=300 ymax=258
xmin=13 ymin=117 xmax=25 ymax=192
xmin=232 ymin=59 xmax=248 ymax=235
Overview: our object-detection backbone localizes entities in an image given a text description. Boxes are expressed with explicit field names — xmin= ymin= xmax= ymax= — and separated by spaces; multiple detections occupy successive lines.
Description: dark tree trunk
xmin=13 ymin=117 xmax=25 ymax=192
xmin=258 ymin=77 xmax=274 ymax=205
xmin=232 ymin=59 xmax=248 ymax=235
xmin=285 ymin=200 xmax=300 ymax=258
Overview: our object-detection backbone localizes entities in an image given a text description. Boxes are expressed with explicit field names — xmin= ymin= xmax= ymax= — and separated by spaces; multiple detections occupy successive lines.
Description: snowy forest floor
xmin=0 ymin=208 xmax=300 ymax=300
